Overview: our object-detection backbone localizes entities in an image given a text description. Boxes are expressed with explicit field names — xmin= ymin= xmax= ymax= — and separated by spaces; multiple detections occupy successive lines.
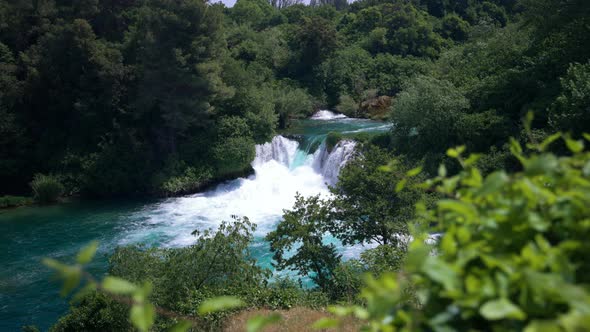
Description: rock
xmin=360 ymin=95 xmax=392 ymax=120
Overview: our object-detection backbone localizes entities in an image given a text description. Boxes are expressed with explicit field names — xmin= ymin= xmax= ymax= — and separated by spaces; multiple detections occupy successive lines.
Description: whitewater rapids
xmin=119 ymin=135 xmax=358 ymax=249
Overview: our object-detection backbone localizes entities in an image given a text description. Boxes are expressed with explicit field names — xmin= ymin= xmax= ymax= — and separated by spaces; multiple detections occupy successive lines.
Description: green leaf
xmin=246 ymin=314 xmax=282 ymax=332
xmin=438 ymin=164 xmax=447 ymax=177
xmin=43 ymin=258 xmax=68 ymax=272
xmin=43 ymin=258 xmax=82 ymax=296
xmin=447 ymin=148 xmax=459 ymax=158
xmin=464 ymin=153 xmax=481 ymax=167
xmin=169 ymin=321 xmax=192 ymax=332
xmin=72 ymin=282 xmax=97 ymax=303
xmin=437 ymin=200 xmax=478 ymax=221
xmin=524 ymin=154 xmax=558 ymax=176
xmin=198 ymin=296 xmax=244 ymax=315
xmin=102 ymin=276 xmax=138 ymax=295
xmin=378 ymin=165 xmax=391 ymax=172
xmin=312 ymin=318 xmax=340 ymax=329
xmin=76 ymin=241 xmax=99 ymax=265
xmin=477 ymin=171 xmax=509 ymax=196
xmin=565 ymin=137 xmax=584 ymax=153
xmin=524 ymin=111 xmax=534 ymax=130
xmin=539 ymin=132 xmax=561 ymax=151
xmin=480 ymin=298 xmax=526 ymax=320
xmin=406 ymin=166 xmax=422 ymax=177
xmin=395 ymin=179 xmax=407 ymax=193
xmin=328 ymin=305 xmax=352 ymax=317
xmin=524 ymin=320 xmax=561 ymax=332
xmin=130 ymin=303 xmax=156 ymax=332
xmin=422 ymin=257 xmax=459 ymax=291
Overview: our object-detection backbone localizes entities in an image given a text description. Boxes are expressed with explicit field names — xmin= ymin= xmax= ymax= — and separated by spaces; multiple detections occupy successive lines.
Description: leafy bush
xmin=335 ymin=95 xmax=359 ymax=118
xmin=325 ymin=132 xmax=343 ymax=153
xmin=50 ymin=292 xmax=131 ymax=332
xmin=332 ymin=131 xmax=590 ymax=331
xmin=549 ymin=61 xmax=590 ymax=136
xmin=212 ymin=137 xmax=256 ymax=176
xmin=0 ymin=195 xmax=32 ymax=208
xmin=391 ymin=76 xmax=469 ymax=154
xmin=30 ymin=174 xmax=64 ymax=203
xmin=159 ymin=167 xmax=212 ymax=196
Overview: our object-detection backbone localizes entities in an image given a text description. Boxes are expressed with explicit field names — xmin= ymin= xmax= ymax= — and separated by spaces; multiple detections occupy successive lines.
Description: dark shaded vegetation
xmin=15 ymin=0 xmax=590 ymax=330
xmin=2 ymin=0 xmax=588 ymax=199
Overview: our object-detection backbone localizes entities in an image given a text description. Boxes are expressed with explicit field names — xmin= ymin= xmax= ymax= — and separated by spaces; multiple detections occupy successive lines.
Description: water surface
xmin=0 ymin=111 xmax=390 ymax=330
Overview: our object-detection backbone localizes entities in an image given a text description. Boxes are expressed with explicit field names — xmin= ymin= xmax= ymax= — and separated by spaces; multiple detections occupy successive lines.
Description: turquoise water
xmin=0 ymin=113 xmax=390 ymax=331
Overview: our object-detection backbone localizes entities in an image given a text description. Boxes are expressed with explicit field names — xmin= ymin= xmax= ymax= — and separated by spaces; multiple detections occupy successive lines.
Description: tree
xmin=126 ymin=1 xmax=224 ymax=155
xmin=391 ymin=76 xmax=469 ymax=154
xmin=317 ymin=46 xmax=373 ymax=106
xmin=266 ymin=194 xmax=341 ymax=290
xmin=212 ymin=117 xmax=256 ymax=176
xmin=549 ymin=62 xmax=590 ymax=136
xmin=273 ymin=84 xmax=313 ymax=129
xmin=329 ymin=147 xmax=424 ymax=246
xmin=381 ymin=3 xmax=443 ymax=58
xmin=440 ymin=13 xmax=470 ymax=41
xmin=294 ymin=16 xmax=338 ymax=74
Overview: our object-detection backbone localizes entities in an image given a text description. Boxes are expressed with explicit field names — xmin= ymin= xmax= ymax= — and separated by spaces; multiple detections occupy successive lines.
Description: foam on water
xmin=118 ymin=135 xmax=353 ymax=248
xmin=0 ymin=117 xmax=392 ymax=331
xmin=311 ymin=110 xmax=348 ymax=120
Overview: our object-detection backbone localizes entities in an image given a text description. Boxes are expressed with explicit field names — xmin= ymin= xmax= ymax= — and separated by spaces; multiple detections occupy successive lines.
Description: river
xmin=0 ymin=111 xmax=391 ymax=331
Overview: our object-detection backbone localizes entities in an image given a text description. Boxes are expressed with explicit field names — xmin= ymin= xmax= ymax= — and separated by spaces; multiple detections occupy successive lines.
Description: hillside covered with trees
xmin=2 ymin=0 xmax=590 ymax=331
xmin=3 ymin=0 xmax=588 ymax=200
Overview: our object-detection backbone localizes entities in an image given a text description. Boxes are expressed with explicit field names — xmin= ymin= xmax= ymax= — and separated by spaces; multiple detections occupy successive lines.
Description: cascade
xmin=253 ymin=136 xmax=299 ymax=168
xmin=311 ymin=110 xmax=348 ymax=120
xmin=312 ymin=140 xmax=357 ymax=185
xmin=251 ymin=135 xmax=357 ymax=185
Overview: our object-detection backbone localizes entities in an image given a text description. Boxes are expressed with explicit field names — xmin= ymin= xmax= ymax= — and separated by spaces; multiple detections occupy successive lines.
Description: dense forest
xmin=3 ymin=0 xmax=590 ymax=331
xmin=3 ymin=0 xmax=588 ymax=200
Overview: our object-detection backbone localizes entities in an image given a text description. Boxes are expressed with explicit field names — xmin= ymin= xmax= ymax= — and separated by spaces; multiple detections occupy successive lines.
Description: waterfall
xmin=253 ymin=136 xmax=299 ymax=168
xmin=312 ymin=140 xmax=357 ymax=185
xmin=311 ymin=110 xmax=348 ymax=120
xmin=252 ymin=135 xmax=357 ymax=186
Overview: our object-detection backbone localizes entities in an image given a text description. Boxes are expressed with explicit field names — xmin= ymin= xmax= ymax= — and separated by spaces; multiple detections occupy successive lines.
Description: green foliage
xmin=30 ymin=174 xmax=64 ymax=204
xmin=391 ymin=75 xmax=470 ymax=154
xmin=335 ymin=95 xmax=359 ymax=117
xmin=154 ymin=158 xmax=214 ymax=196
xmin=273 ymin=84 xmax=313 ymax=129
xmin=266 ymin=194 xmax=341 ymax=291
xmin=330 ymin=146 xmax=425 ymax=246
xmin=549 ymin=61 xmax=590 ymax=136
xmin=325 ymin=132 xmax=343 ymax=153
xmin=333 ymin=132 xmax=590 ymax=331
xmin=360 ymin=245 xmax=406 ymax=276
xmin=50 ymin=292 xmax=132 ymax=332
xmin=440 ymin=13 xmax=470 ymax=41
xmin=317 ymin=46 xmax=373 ymax=106
xmin=213 ymin=137 xmax=256 ymax=176
xmin=0 ymin=195 xmax=32 ymax=209
xmin=46 ymin=218 xmax=274 ymax=332
xmin=109 ymin=217 xmax=267 ymax=307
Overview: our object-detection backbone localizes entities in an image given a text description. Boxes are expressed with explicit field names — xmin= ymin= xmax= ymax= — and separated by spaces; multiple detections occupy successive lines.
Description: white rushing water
xmin=119 ymin=135 xmax=357 ymax=251
xmin=311 ymin=110 xmax=348 ymax=120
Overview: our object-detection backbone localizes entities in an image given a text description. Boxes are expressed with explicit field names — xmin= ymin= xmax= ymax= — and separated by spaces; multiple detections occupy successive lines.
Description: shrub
xmin=335 ymin=95 xmax=359 ymax=117
xmin=0 ymin=195 xmax=33 ymax=208
xmin=325 ymin=132 xmax=343 ymax=153
xmin=549 ymin=61 xmax=590 ymax=136
xmin=332 ymin=131 xmax=590 ymax=331
xmin=30 ymin=174 xmax=64 ymax=204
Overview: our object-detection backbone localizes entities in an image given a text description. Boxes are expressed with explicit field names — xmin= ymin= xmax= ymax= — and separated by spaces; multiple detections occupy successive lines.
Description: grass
xmin=223 ymin=307 xmax=362 ymax=332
